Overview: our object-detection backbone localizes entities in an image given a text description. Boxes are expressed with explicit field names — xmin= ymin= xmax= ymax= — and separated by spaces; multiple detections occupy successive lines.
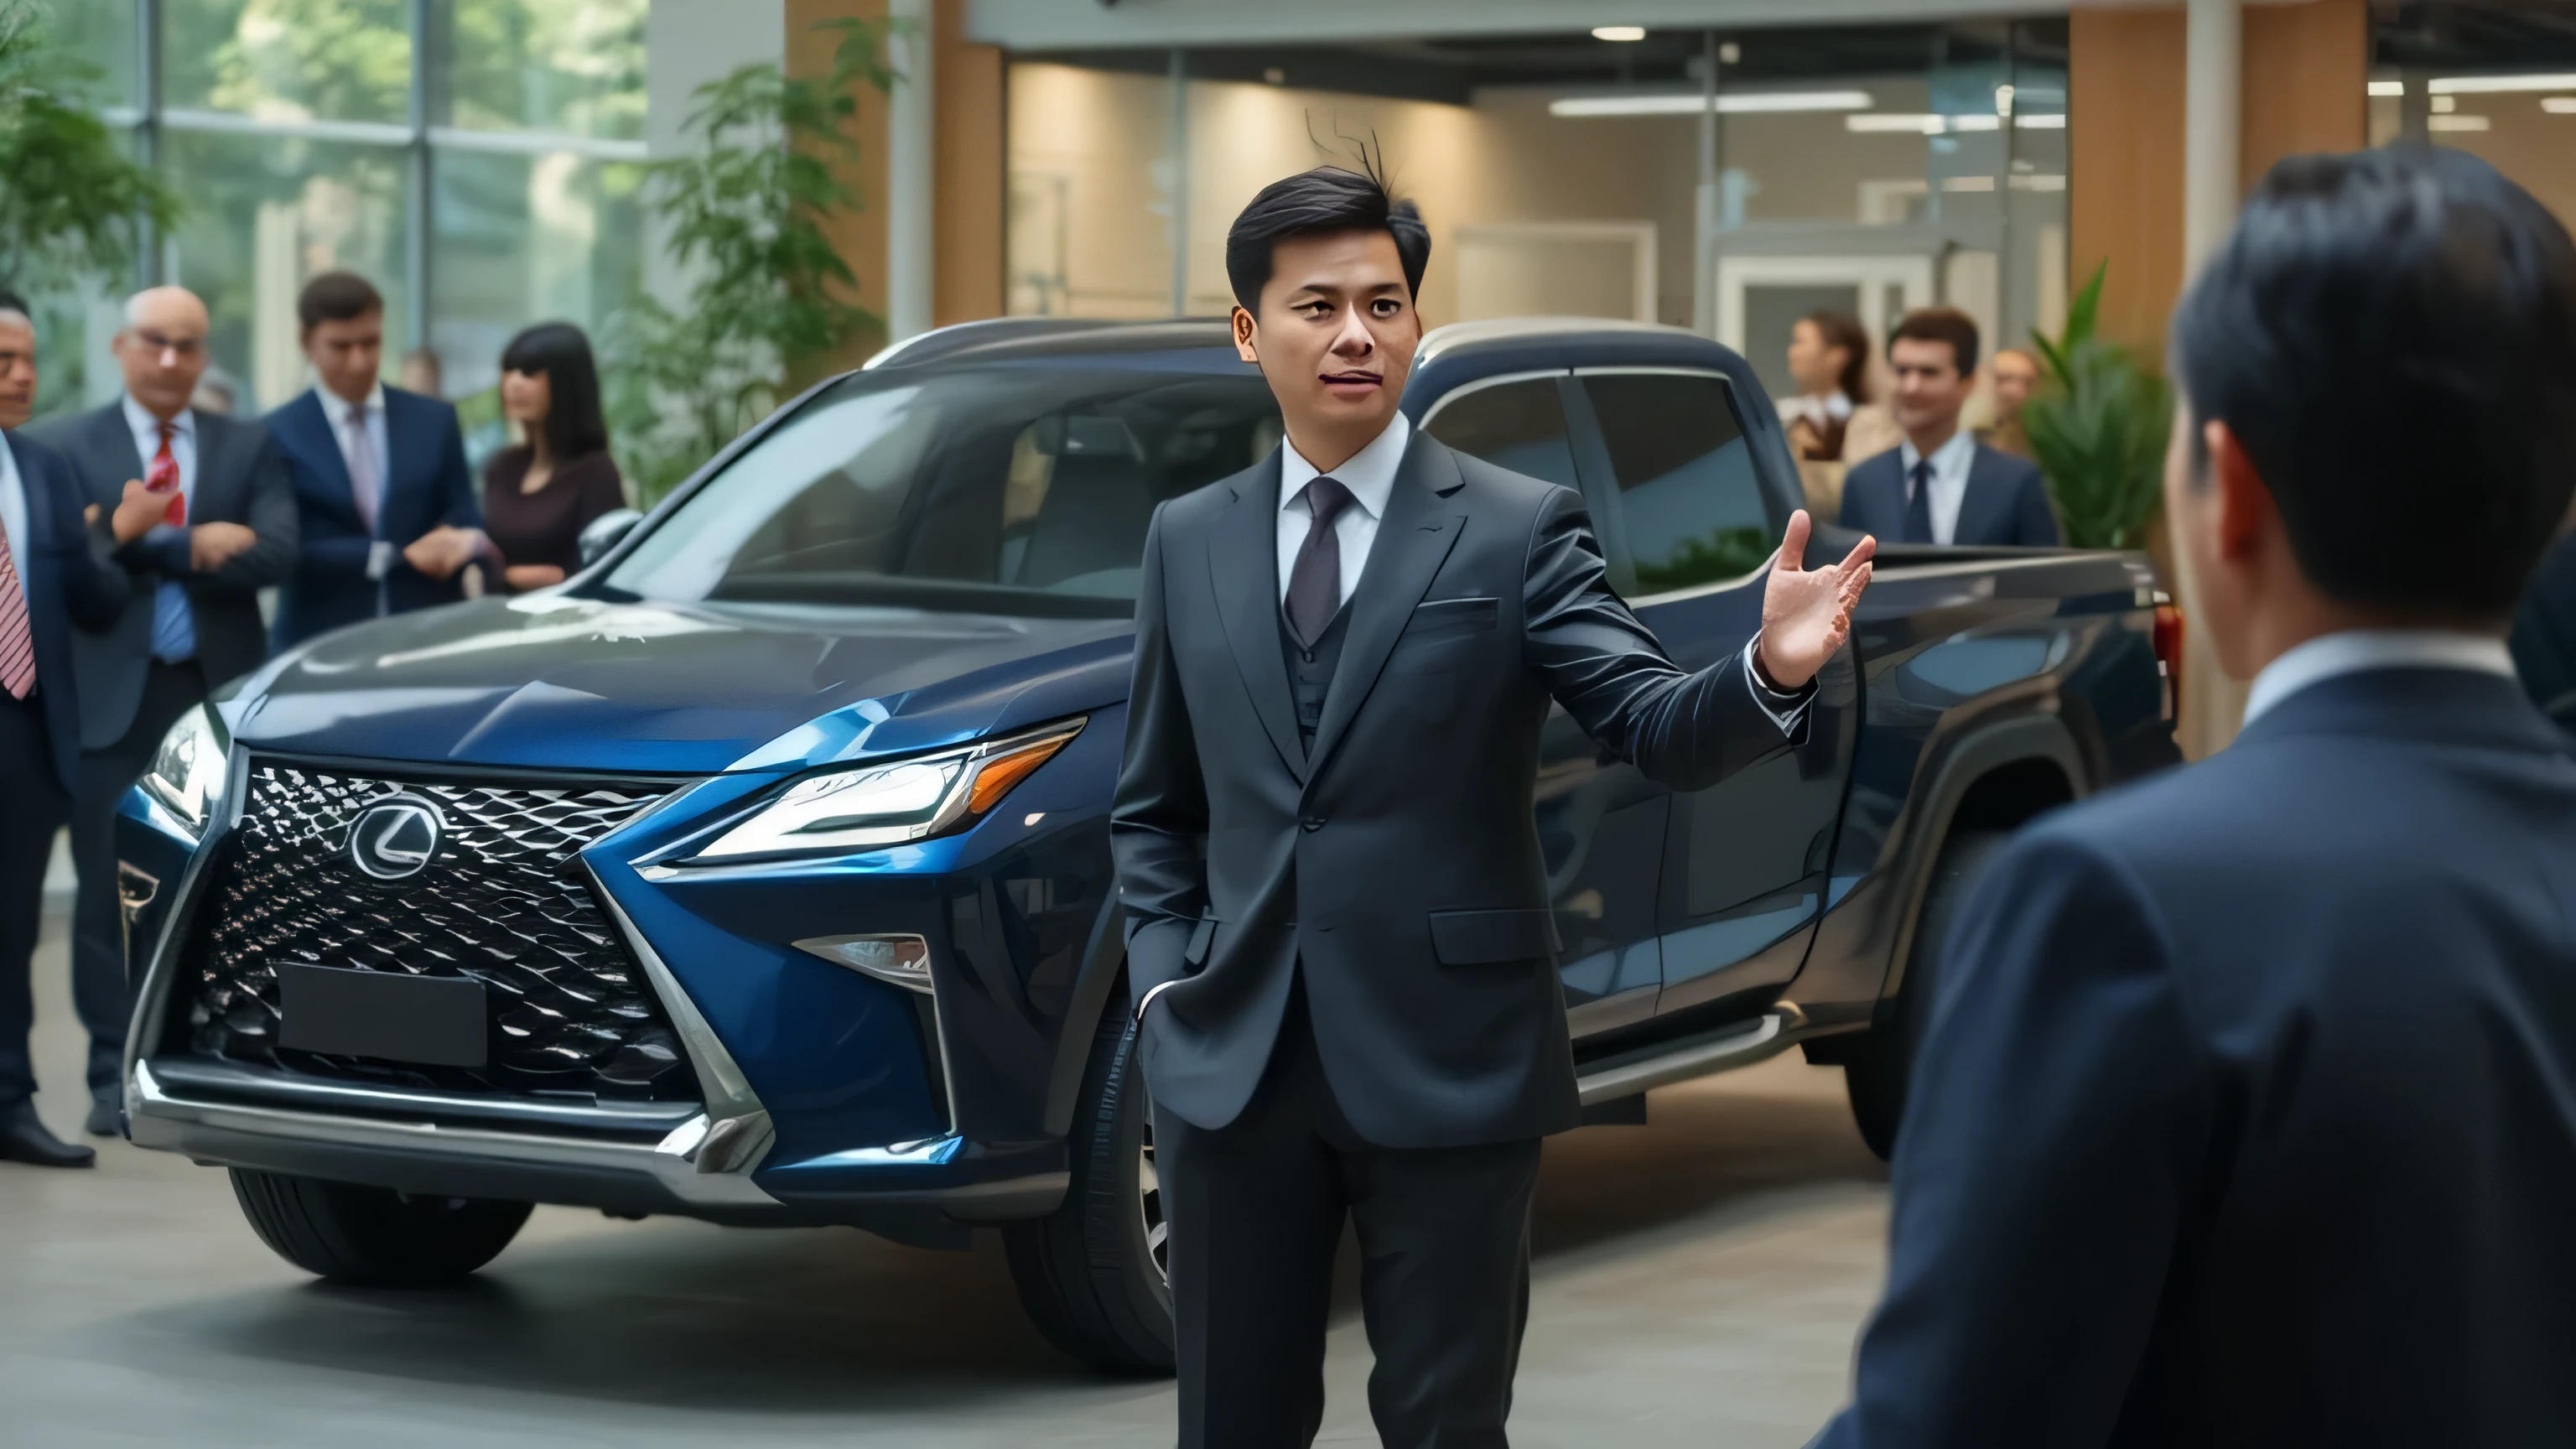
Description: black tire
xmin=229 ymin=1169 xmax=532 ymax=1285
xmin=1846 ymin=829 xmax=2007 ymax=1161
xmin=1003 ymin=995 xmax=1175 ymax=1374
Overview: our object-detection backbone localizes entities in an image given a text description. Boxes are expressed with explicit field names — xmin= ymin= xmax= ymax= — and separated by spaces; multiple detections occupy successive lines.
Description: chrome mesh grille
xmin=186 ymin=762 xmax=701 ymax=1102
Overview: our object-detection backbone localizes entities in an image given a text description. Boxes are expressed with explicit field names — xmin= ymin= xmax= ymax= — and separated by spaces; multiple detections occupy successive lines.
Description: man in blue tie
xmin=1811 ymin=148 xmax=2576 ymax=1446
xmin=0 ymin=291 xmax=158 ymax=1165
xmin=30 ymin=286 xmax=297 ymax=1139
xmin=1836 ymin=307 xmax=2058 ymax=548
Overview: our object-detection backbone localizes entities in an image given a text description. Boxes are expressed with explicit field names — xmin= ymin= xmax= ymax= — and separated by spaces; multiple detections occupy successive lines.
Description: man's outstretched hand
xmin=1756 ymin=511 xmax=1876 ymax=690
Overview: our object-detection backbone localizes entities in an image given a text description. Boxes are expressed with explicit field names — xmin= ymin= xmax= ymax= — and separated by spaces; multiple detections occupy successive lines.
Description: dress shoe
xmin=86 ymin=1092 xmax=122 ymax=1139
xmin=0 ymin=1103 xmax=96 ymax=1168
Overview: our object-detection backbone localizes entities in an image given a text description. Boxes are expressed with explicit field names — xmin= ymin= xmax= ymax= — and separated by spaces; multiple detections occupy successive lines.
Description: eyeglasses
xmin=132 ymin=330 xmax=206 ymax=360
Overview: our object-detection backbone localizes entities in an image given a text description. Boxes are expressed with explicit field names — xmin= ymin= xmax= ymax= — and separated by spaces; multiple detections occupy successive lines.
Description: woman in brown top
xmin=482 ymin=322 xmax=627 ymax=592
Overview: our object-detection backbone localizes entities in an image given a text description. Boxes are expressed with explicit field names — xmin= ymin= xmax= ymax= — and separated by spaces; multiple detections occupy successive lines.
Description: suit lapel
xmin=287 ymin=392 xmax=363 ymax=528
xmin=190 ymin=410 xmax=235 ymax=519
xmin=91 ymin=407 xmax=145 ymax=502
xmin=1207 ymin=450 xmax=1307 ymax=779
xmin=1307 ymin=436 xmax=1467 ymax=774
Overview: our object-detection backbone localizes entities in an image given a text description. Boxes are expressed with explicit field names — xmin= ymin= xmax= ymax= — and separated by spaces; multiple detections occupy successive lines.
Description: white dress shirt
xmin=1898 ymin=428 xmax=1976 ymax=546
xmin=1272 ymin=413 xmax=1810 ymax=734
xmin=2241 ymin=629 xmax=2517 ymax=730
xmin=0 ymin=434 xmax=29 ymax=617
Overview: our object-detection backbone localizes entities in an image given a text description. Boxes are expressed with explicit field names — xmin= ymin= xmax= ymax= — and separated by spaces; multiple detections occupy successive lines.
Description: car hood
xmin=221 ymin=594 xmax=1137 ymax=776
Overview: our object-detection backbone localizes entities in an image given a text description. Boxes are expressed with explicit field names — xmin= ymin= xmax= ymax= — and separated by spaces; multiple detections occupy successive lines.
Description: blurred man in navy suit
xmin=1812 ymin=148 xmax=2576 ymax=1447
xmin=0 ymin=292 xmax=156 ymax=1167
xmin=1838 ymin=308 xmax=2058 ymax=547
xmin=267 ymin=271 xmax=484 ymax=649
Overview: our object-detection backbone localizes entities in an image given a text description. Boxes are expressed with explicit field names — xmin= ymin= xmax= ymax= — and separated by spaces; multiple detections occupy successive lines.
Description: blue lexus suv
xmin=114 ymin=315 xmax=2179 ymax=1371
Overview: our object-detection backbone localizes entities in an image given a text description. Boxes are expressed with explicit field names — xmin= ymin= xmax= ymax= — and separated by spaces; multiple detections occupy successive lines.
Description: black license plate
xmin=277 ymin=963 xmax=488 ymax=1068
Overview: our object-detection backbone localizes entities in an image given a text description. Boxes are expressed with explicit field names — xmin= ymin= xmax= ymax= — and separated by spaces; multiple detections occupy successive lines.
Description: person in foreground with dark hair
xmin=482 ymin=322 xmax=626 ymax=592
xmin=267 ymin=270 xmax=484 ymax=648
xmin=1836 ymin=306 xmax=2057 ymax=547
xmin=1811 ymin=146 xmax=2576 ymax=1448
xmin=1113 ymin=163 xmax=1873 ymax=1448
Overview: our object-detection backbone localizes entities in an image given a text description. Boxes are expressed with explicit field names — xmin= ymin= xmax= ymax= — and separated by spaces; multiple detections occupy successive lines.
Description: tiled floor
xmin=2 ymin=913 xmax=1888 ymax=1446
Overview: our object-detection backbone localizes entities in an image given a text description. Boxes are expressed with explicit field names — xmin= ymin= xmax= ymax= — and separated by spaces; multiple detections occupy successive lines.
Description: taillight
xmin=2153 ymin=598 xmax=2184 ymax=721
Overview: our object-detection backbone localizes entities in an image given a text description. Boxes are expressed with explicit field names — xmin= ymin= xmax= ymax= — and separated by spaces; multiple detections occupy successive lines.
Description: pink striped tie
xmin=0 ymin=514 xmax=33 ymax=699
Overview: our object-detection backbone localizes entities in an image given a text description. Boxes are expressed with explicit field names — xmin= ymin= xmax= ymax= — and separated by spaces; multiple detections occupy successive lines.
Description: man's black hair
xmin=0 ymin=288 xmax=29 ymax=319
xmin=2172 ymin=146 xmax=2576 ymax=621
xmin=297 ymin=270 xmax=383 ymax=331
xmin=500 ymin=320 xmax=610 ymax=460
xmin=1224 ymin=163 xmax=1431 ymax=314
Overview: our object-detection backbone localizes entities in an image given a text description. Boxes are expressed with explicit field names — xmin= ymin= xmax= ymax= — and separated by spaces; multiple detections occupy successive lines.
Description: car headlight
xmin=698 ymin=719 xmax=1083 ymax=860
xmin=141 ymin=704 xmax=226 ymax=836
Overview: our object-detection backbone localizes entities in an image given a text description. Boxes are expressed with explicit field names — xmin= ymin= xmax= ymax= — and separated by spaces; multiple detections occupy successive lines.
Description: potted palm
xmin=2023 ymin=263 xmax=2174 ymax=551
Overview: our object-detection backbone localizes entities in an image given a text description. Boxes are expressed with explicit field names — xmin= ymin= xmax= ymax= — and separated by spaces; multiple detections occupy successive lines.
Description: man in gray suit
xmin=31 ymin=286 xmax=295 ymax=1135
xmin=1112 ymin=165 xmax=1874 ymax=1447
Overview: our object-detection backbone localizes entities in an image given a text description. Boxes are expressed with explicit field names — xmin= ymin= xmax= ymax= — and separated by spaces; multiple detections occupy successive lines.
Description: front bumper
xmin=117 ymin=747 xmax=1088 ymax=1244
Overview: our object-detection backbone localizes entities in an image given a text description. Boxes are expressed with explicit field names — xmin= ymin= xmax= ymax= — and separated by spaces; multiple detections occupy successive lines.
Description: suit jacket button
xmin=1300 ymin=816 xmax=1326 ymax=833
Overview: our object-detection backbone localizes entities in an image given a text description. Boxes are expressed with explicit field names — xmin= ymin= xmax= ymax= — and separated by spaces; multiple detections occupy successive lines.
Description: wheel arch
xmin=1044 ymin=896 xmax=1130 ymax=1137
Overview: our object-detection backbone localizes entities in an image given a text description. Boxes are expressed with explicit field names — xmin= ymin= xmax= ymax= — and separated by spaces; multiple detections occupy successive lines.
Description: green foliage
xmin=0 ymin=0 xmax=179 ymax=289
xmin=606 ymin=18 xmax=899 ymax=505
xmin=2022 ymin=262 xmax=2174 ymax=552
xmin=1633 ymin=527 xmax=1774 ymax=595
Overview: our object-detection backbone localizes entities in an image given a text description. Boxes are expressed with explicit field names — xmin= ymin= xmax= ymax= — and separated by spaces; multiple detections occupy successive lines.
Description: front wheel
xmin=1003 ymin=994 xmax=1175 ymax=1374
xmin=230 ymin=1169 xmax=532 ymax=1285
xmin=1845 ymin=829 xmax=2006 ymax=1161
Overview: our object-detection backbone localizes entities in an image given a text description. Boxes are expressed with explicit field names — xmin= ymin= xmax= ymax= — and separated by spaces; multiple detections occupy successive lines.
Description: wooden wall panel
xmin=787 ymin=0 xmax=893 ymax=372
xmin=2242 ymin=0 xmax=2369 ymax=190
xmin=934 ymin=0 xmax=1007 ymax=326
xmin=2070 ymin=8 xmax=2189 ymax=358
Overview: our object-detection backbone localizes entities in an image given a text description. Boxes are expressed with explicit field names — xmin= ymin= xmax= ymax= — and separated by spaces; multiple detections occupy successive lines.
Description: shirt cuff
xmin=1741 ymin=637 xmax=1815 ymax=736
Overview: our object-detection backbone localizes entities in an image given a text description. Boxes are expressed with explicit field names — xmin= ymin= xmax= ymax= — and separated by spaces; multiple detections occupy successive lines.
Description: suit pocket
xmin=1405 ymin=595 xmax=1500 ymax=640
xmin=1427 ymin=907 xmax=1562 ymax=966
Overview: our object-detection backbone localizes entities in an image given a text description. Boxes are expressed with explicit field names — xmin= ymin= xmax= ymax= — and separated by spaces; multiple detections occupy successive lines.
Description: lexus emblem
xmin=348 ymin=795 xmax=444 ymax=881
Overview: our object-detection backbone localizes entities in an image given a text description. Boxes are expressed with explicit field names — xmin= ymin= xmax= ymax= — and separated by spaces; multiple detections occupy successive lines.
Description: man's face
xmin=0 ymin=315 xmax=35 ymax=432
xmin=1233 ymin=229 xmax=1420 ymax=454
xmin=1888 ymin=335 xmax=1970 ymax=439
xmin=114 ymin=288 xmax=212 ymax=419
xmin=1991 ymin=350 xmax=2039 ymax=419
xmin=1785 ymin=319 xmax=1846 ymax=397
xmin=304 ymin=311 xmax=385 ymax=405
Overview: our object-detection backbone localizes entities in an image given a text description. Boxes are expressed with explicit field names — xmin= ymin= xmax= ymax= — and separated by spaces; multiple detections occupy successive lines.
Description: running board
xmin=1575 ymin=1012 xmax=1794 ymax=1105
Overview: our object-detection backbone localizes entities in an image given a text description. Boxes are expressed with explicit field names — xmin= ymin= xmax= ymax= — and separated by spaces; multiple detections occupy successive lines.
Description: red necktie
xmin=0 ymin=514 xmax=33 ymax=699
xmin=146 ymin=421 xmax=184 ymax=526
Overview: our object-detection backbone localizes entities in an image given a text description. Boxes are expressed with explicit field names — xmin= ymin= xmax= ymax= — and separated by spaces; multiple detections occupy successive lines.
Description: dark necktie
xmin=1902 ymin=458 xmax=1935 ymax=544
xmin=1285 ymin=475 xmax=1356 ymax=646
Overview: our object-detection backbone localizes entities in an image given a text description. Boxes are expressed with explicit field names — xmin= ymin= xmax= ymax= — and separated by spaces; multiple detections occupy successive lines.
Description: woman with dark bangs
xmin=481 ymin=322 xmax=628 ymax=592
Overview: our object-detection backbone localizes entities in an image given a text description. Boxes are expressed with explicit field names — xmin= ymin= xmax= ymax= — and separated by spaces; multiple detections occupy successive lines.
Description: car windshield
xmin=600 ymin=361 xmax=1282 ymax=617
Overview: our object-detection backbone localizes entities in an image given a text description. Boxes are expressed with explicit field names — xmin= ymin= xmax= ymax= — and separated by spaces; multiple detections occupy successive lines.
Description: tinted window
xmin=1581 ymin=371 xmax=1774 ymax=595
xmin=1420 ymin=377 xmax=1581 ymax=490
xmin=605 ymin=367 xmax=1280 ymax=615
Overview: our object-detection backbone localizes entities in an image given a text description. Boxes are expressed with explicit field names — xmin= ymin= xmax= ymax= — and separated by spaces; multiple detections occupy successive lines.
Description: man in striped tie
xmin=0 ymin=293 xmax=157 ymax=1167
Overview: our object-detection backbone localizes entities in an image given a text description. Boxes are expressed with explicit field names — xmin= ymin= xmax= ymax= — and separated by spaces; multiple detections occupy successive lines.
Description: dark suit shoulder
xmin=385 ymin=383 xmax=460 ymax=423
xmin=1156 ymin=460 xmax=1260 ymax=537
xmin=199 ymin=408 xmax=274 ymax=449
xmin=4 ymin=427 xmax=70 ymax=478
xmin=1974 ymin=443 xmax=2043 ymax=485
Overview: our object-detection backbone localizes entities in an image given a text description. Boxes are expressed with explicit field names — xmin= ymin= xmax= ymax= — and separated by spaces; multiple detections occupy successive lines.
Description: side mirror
xmin=577 ymin=508 xmax=643 ymax=569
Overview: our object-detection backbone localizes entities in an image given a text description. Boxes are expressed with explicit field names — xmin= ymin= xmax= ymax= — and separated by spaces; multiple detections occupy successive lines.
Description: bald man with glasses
xmin=29 ymin=287 xmax=296 ymax=1139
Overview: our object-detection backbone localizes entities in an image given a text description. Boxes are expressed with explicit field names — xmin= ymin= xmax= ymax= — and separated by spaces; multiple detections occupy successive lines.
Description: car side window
xmin=1420 ymin=377 xmax=1581 ymax=491
xmin=1579 ymin=371 xmax=1772 ymax=596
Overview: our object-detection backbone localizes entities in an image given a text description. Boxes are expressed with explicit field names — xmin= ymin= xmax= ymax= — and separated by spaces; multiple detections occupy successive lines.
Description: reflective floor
xmin=3 ymin=914 xmax=1889 ymax=1446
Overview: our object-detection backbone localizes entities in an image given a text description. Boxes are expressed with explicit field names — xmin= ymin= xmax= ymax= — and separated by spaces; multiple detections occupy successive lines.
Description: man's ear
xmin=1231 ymin=305 xmax=1259 ymax=364
xmin=2205 ymin=419 xmax=2275 ymax=564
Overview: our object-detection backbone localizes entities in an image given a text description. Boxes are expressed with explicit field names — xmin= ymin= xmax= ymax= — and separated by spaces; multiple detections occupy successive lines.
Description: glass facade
xmin=60 ymin=0 xmax=647 ymax=418
xmin=1005 ymin=23 xmax=2070 ymax=428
